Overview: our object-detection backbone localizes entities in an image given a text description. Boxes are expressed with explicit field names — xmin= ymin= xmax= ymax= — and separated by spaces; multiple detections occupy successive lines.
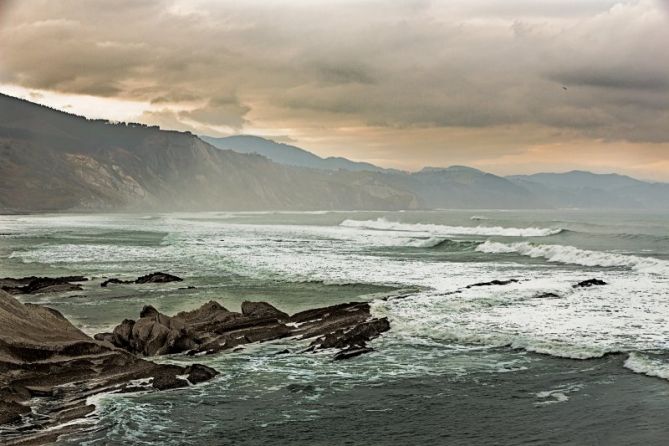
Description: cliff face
xmin=0 ymin=94 xmax=416 ymax=212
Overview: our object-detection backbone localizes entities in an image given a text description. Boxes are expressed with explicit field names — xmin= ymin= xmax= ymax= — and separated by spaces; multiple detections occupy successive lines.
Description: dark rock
xmin=152 ymin=374 xmax=189 ymax=390
xmin=0 ymin=276 xmax=87 ymax=294
xmin=0 ymin=400 xmax=31 ymax=425
xmin=54 ymin=404 xmax=96 ymax=425
xmin=286 ymin=383 xmax=316 ymax=393
xmin=0 ymin=290 xmax=216 ymax=442
xmin=135 ymin=272 xmax=183 ymax=284
xmin=139 ymin=305 xmax=162 ymax=319
xmin=101 ymin=272 xmax=183 ymax=288
xmin=290 ymin=302 xmax=371 ymax=324
xmin=573 ymin=279 xmax=607 ymax=288
xmin=93 ymin=332 xmax=114 ymax=344
xmin=185 ymin=364 xmax=219 ymax=384
xmin=176 ymin=300 xmax=233 ymax=324
xmin=100 ymin=300 xmax=392 ymax=363
xmin=101 ymin=278 xmax=129 ymax=287
xmin=241 ymin=301 xmax=289 ymax=320
xmin=465 ymin=279 xmax=519 ymax=289
xmin=112 ymin=319 xmax=135 ymax=349
xmin=310 ymin=317 xmax=390 ymax=350
xmin=64 ymin=275 xmax=87 ymax=282
xmin=333 ymin=346 xmax=374 ymax=360
xmin=104 ymin=307 xmax=197 ymax=357
xmin=534 ymin=292 xmax=561 ymax=299
xmin=130 ymin=315 xmax=192 ymax=356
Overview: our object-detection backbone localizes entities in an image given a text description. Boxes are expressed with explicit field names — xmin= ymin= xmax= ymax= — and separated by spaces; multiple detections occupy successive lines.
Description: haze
xmin=1 ymin=0 xmax=668 ymax=179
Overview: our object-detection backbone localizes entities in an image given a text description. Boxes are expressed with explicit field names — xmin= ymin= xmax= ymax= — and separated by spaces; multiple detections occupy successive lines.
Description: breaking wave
xmin=624 ymin=352 xmax=669 ymax=381
xmin=340 ymin=218 xmax=563 ymax=237
xmin=476 ymin=241 xmax=669 ymax=275
xmin=404 ymin=237 xmax=479 ymax=250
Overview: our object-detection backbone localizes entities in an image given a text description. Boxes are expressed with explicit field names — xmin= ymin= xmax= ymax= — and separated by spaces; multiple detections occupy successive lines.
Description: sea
xmin=2 ymin=209 xmax=669 ymax=445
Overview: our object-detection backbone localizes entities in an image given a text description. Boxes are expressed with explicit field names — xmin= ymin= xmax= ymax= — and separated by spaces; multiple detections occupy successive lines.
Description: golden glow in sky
xmin=1 ymin=0 xmax=667 ymax=179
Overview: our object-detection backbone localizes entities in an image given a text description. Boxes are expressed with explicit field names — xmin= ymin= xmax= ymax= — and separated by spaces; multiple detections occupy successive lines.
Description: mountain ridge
xmin=1 ymin=92 xmax=668 ymax=212
xmin=202 ymin=135 xmax=388 ymax=173
xmin=0 ymin=93 xmax=417 ymax=212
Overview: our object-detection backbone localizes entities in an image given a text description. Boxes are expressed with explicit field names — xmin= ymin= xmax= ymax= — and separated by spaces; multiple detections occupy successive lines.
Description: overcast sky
xmin=1 ymin=0 xmax=668 ymax=179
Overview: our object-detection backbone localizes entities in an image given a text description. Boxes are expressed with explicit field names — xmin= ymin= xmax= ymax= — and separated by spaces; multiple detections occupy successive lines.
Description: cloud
xmin=549 ymin=69 xmax=668 ymax=91
xmin=178 ymin=97 xmax=250 ymax=128
xmin=0 ymin=0 xmax=668 ymax=174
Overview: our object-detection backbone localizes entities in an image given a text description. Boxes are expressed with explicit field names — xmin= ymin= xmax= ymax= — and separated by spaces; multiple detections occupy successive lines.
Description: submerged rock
xmin=101 ymin=272 xmax=183 ymax=287
xmin=573 ymin=279 xmax=607 ymax=288
xmin=465 ymin=279 xmax=519 ymax=288
xmin=286 ymin=383 xmax=317 ymax=393
xmin=533 ymin=292 xmax=561 ymax=299
xmin=136 ymin=272 xmax=183 ymax=284
xmin=185 ymin=364 xmax=219 ymax=384
xmin=100 ymin=278 xmax=128 ymax=287
xmin=0 ymin=276 xmax=87 ymax=294
xmin=333 ymin=346 xmax=375 ymax=361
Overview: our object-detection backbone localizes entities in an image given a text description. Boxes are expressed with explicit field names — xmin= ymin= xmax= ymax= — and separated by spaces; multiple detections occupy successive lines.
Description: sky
xmin=1 ymin=0 xmax=668 ymax=179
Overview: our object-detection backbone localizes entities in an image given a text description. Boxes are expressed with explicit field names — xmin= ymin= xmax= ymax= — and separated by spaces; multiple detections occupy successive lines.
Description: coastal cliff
xmin=0 ymin=93 xmax=417 ymax=212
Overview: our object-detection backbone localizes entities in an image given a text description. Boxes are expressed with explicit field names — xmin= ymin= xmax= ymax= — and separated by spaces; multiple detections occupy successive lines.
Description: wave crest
xmin=340 ymin=218 xmax=562 ymax=237
xmin=476 ymin=241 xmax=669 ymax=274
xmin=624 ymin=352 xmax=669 ymax=381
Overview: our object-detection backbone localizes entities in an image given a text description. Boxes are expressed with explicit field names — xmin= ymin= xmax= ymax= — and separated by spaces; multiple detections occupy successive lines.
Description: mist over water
xmin=2 ymin=209 xmax=669 ymax=445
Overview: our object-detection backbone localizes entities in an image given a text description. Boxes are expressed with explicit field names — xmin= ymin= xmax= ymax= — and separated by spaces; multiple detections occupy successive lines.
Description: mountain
xmin=508 ymin=171 xmax=669 ymax=209
xmin=201 ymin=135 xmax=387 ymax=172
xmin=508 ymin=171 xmax=645 ymax=191
xmin=0 ymin=94 xmax=416 ymax=212
xmin=381 ymin=166 xmax=544 ymax=209
xmin=1 ymin=93 xmax=668 ymax=212
xmin=204 ymin=135 xmax=669 ymax=210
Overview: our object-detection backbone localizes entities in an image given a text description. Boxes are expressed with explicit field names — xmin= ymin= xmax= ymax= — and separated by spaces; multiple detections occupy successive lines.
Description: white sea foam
xmin=534 ymin=384 xmax=583 ymax=406
xmin=624 ymin=352 xmax=669 ymax=381
xmin=404 ymin=237 xmax=449 ymax=248
xmin=8 ymin=211 xmax=669 ymax=367
xmin=340 ymin=217 xmax=562 ymax=237
xmin=476 ymin=241 xmax=669 ymax=275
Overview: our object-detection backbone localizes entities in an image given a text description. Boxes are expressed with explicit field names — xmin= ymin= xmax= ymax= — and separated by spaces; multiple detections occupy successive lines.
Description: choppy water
xmin=2 ymin=210 xmax=669 ymax=445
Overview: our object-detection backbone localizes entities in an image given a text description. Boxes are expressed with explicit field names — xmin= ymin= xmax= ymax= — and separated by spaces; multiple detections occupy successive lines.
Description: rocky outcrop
xmin=308 ymin=318 xmax=390 ymax=350
xmin=101 ymin=272 xmax=183 ymax=287
xmin=0 ymin=290 xmax=217 ymax=444
xmin=0 ymin=276 xmax=87 ymax=294
xmin=97 ymin=300 xmax=390 ymax=360
xmin=241 ymin=301 xmax=289 ymax=320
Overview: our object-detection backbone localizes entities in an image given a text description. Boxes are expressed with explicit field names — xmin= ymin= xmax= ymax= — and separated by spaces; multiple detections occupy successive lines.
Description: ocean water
xmin=2 ymin=209 xmax=669 ymax=445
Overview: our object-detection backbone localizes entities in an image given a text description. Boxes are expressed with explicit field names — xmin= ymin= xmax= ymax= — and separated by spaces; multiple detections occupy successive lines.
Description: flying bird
xmin=562 ymin=86 xmax=568 ymax=91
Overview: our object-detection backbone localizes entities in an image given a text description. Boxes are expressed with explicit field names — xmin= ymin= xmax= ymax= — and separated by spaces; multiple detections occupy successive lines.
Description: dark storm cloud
xmin=550 ymin=69 xmax=669 ymax=91
xmin=179 ymin=97 xmax=251 ymax=128
xmin=313 ymin=64 xmax=376 ymax=86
